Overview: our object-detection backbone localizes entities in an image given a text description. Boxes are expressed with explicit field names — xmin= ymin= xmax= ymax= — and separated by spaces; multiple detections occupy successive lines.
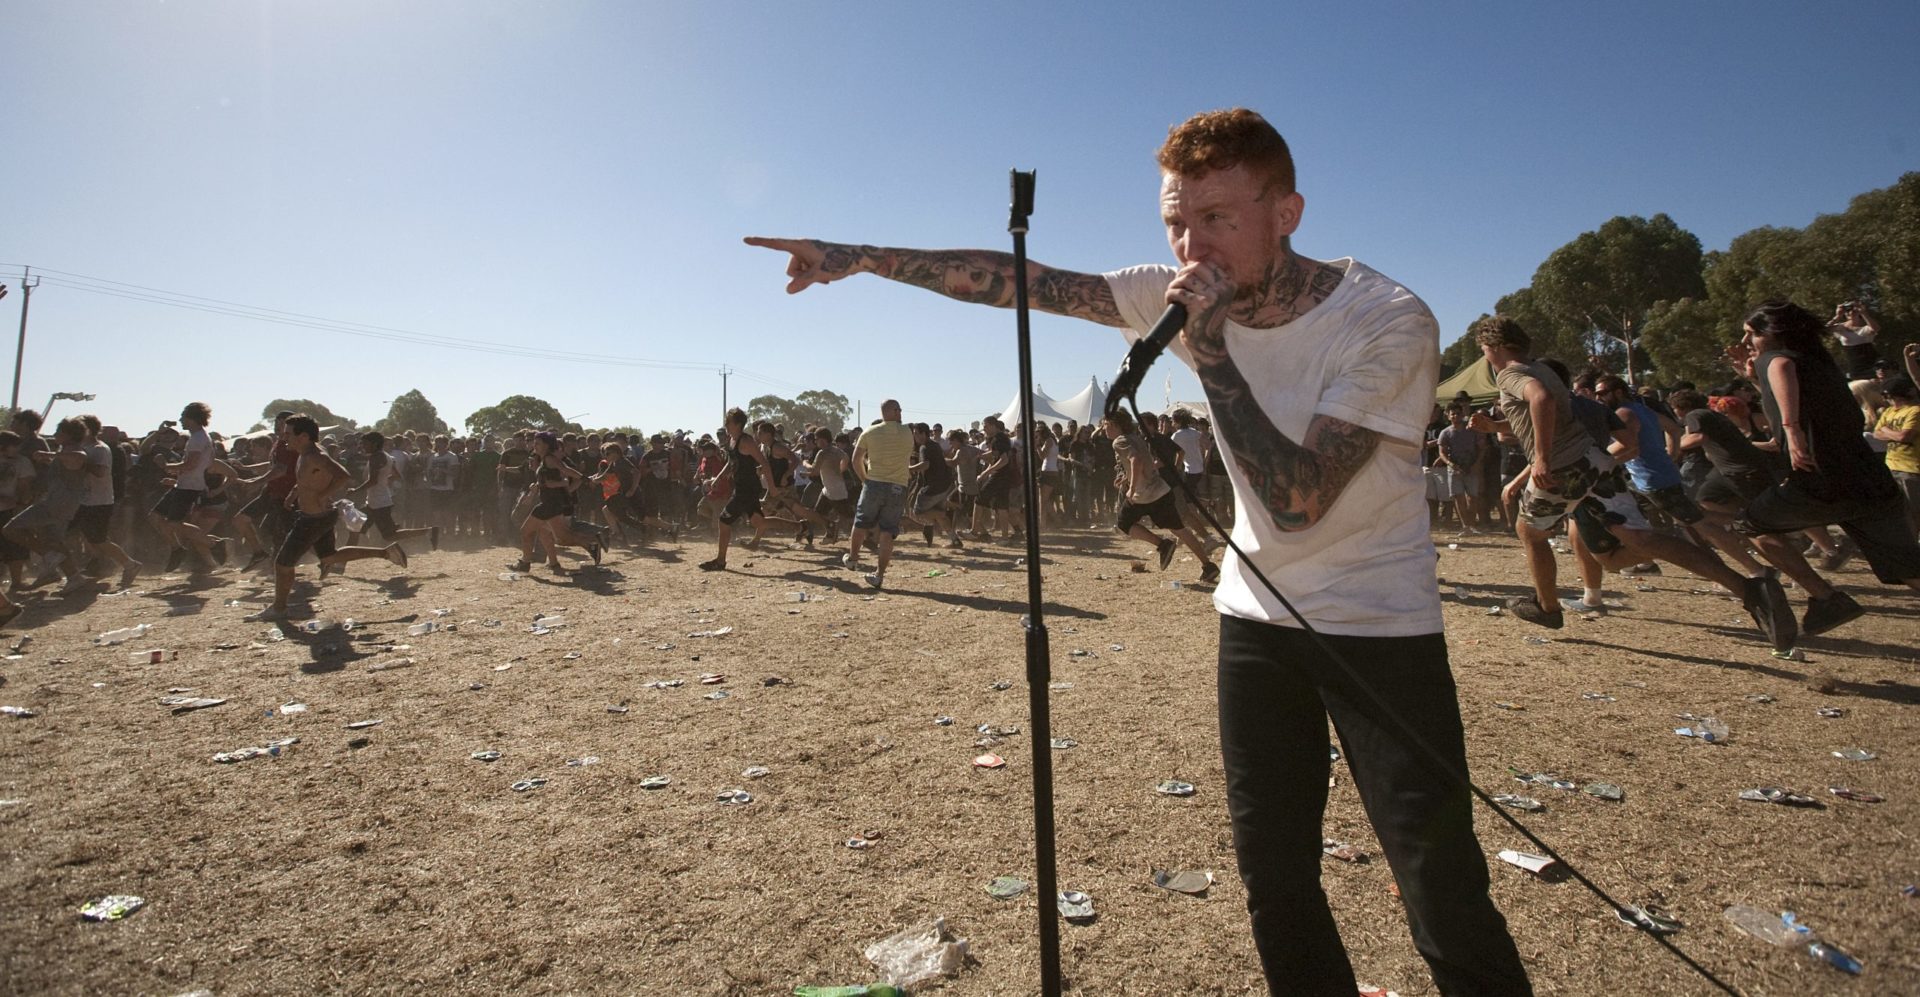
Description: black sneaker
xmin=430 ymin=526 xmax=441 ymax=552
xmin=1156 ymin=537 xmax=1178 ymax=570
xmin=697 ymin=558 xmax=725 ymax=572
xmin=1506 ymin=595 xmax=1565 ymax=630
xmin=165 ymin=547 xmax=185 ymax=573
xmin=1741 ymin=575 xmax=1798 ymax=653
xmin=1199 ymin=562 xmax=1221 ymax=585
xmin=211 ymin=539 xmax=228 ymax=565
xmin=507 ymin=559 xmax=531 ymax=573
xmin=588 ymin=541 xmax=602 ymax=566
xmin=923 ymin=525 xmax=935 ymax=546
xmin=1802 ymin=590 xmax=1865 ymax=636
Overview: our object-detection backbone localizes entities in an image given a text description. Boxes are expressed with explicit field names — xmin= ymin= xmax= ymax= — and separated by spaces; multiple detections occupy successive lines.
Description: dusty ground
xmin=1 ymin=522 xmax=1916 ymax=996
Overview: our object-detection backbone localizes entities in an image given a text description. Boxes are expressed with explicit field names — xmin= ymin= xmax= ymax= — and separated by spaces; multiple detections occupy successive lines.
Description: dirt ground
xmin=1 ymin=521 xmax=1916 ymax=996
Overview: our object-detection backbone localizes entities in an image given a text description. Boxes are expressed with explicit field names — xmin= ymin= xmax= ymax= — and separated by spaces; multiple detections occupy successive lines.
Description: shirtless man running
xmin=253 ymin=415 xmax=406 ymax=620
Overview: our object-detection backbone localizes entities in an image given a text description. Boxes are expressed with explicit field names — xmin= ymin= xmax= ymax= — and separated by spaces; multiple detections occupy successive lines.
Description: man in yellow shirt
xmin=1874 ymin=378 xmax=1920 ymax=537
xmin=842 ymin=399 xmax=914 ymax=588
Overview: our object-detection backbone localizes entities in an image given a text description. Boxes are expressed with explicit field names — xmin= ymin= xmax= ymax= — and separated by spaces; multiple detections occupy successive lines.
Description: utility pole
xmin=719 ymin=366 xmax=732 ymax=422
xmin=10 ymin=267 xmax=38 ymax=413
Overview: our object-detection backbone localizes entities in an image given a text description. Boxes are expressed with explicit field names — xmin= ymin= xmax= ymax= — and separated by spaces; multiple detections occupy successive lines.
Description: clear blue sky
xmin=3 ymin=1 xmax=1916 ymax=437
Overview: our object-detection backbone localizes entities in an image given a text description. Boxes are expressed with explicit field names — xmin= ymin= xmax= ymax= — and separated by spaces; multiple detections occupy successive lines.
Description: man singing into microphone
xmin=746 ymin=108 xmax=1530 ymax=997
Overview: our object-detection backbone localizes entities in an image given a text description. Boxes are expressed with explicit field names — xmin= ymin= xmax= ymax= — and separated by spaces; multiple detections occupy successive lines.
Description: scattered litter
xmin=1617 ymin=904 xmax=1682 ymax=935
xmin=698 ymin=673 xmax=725 ymax=684
xmin=985 ymin=876 xmax=1028 ymax=900
xmin=1522 ymin=635 xmax=1552 ymax=645
xmin=94 ymin=624 xmax=152 ymax=647
xmin=128 ymin=649 xmax=176 ymax=664
xmin=1485 ymin=606 xmax=1503 ymax=616
xmin=1832 ymin=748 xmax=1878 ymax=761
xmin=406 ymin=622 xmax=438 ymax=637
xmin=988 ymin=680 xmax=1012 ymax=691
xmin=1722 ymin=905 xmax=1805 ymax=947
xmin=493 ymin=663 xmax=513 ymax=672
xmin=743 ymin=765 xmax=770 ymax=779
xmin=163 ymin=697 xmax=226 ymax=714
xmin=973 ymin=754 xmax=1005 ymax=769
xmin=1151 ymin=869 xmax=1213 ymax=894
xmin=703 ymin=689 xmax=730 ymax=701
xmin=1581 ymin=692 xmax=1616 ymax=702
xmin=1 ymin=706 xmax=37 ymax=718
xmin=1745 ymin=693 xmax=1776 ymax=703
xmin=1510 ymin=769 xmax=1577 ymax=791
xmin=1321 ymin=840 xmax=1368 ymax=863
xmin=1496 ymin=850 xmax=1559 ymax=876
xmin=1493 ymin=794 xmax=1545 ymax=812
xmin=785 ymin=591 xmax=811 ymax=602
xmin=925 ymin=569 xmax=946 ymax=578
xmin=1155 ymin=780 xmax=1196 ymax=797
xmin=561 ymin=651 xmax=582 ymax=661
xmin=1815 ymin=707 xmax=1846 ymax=718
xmin=347 ymin=737 xmax=371 ymax=749
xmin=830 ymin=631 xmax=849 ymax=639
xmin=565 ymin=756 xmax=601 ymax=767
xmin=79 ymin=895 xmax=146 ymax=921
xmin=1130 ymin=561 xmax=1147 ymax=573
xmin=1583 ymin=782 xmax=1625 ymax=802
xmin=1674 ymin=718 xmax=1730 ymax=743
xmin=1828 ymin=786 xmax=1883 ymax=803
xmin=715 ymin=788 xmax=752 ymax=805
xmin=511 ymin=778 xmax=547 ymax=792
xmin=934 ymin=715 xmax=954 ymax=726
xmin=212 ymin=738 xmax=298 ymax=764
xmin=1739 ymin=787 xmax=1822 ymax=808
xmin=366 ymin=658 xmax=414 ymax=673
xmin=1771 ymin=647 xmax=1806 ymax=661
xmin=470 ymin=750 xmax=501 ymax=762
xmin=863 ymin=917 xmax=970 ymax=987
xmin=639 ymin=775 xmax=671 ymax=790
xmin=845 ymin=836 xmax=874 ymax=850
xmin=977 ymin=723 xmax=1019 ymax=737
xmin=654 ymin=643 xmax=676 ymax=651
xmin=688 ymin=626 xmax=734 ymax=638
xmin=606 ymin=704 xmax=629 ymax=714
xmin=344 ymin=719 xmax=383 ymax=730
xmin=1163 ymin=580 xmax=1184 ymax=590
xmin=1050 ymin=738 xmax=1078 ymax=749
xmin=1108 ymin=643 xmax=1125 ymax=652
xmin=762 ymin=675 xmax=787 ymax=686
xmin=1493 ymin=701 xmax=1525 ymax=711
xmin=1049 ymin=681 xmax=1074 ymax=690
xmin=1056 ymin=891 xmax=1096 ymax=923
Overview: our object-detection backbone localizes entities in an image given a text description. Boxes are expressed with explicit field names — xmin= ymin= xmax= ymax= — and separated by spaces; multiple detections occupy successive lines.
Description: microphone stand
xmin=1007 ymin=168 xmax=1063 ymax=997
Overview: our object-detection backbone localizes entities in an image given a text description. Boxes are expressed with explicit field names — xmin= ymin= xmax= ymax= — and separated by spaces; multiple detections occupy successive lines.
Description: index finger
xmin=743 ymin=236 xmax=800 ymax=251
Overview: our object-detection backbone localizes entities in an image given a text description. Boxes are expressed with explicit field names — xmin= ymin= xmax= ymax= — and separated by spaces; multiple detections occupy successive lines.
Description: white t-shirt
xmin=176 ymin=428 xmax=212 ymax=490
xmin=1105 ymin=259 xmax=1443 ymax=637
xmin=427 ymin=452 xmax=460 ymax=491
xmin=82 ymin=440 xmax=116 ymax=506
xmin=1170 ymin=426 xmax=1207 ymax=474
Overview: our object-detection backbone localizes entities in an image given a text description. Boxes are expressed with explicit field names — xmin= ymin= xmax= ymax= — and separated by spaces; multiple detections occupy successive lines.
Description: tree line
xmin=1440 ymin=172 xmax=1919 ymax=386
xmin=247 ymin=387 xmax=855 ymax=440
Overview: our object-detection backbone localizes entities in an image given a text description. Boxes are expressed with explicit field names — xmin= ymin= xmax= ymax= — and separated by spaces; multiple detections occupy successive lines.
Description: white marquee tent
xmin=998 ymin=377 xmax=1108 ymax=428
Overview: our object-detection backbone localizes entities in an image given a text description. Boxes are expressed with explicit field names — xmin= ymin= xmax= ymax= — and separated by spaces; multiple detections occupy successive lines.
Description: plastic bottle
xmin=1723 ymin=905 xmax=1802 ymax=947
xmin=407 ymin=621 xmax=438 ymax=636
xmin=94 ymin=624 xmax=152 ymax=647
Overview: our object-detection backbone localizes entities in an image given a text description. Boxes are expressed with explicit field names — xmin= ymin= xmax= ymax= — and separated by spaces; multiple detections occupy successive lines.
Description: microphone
xmin=1104 ymin=302 xmax=1186 ymax=416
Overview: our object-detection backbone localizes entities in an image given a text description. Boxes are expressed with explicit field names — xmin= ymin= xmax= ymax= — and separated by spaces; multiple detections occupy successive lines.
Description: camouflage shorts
xmin=1518 ymin=458 xmax=1601 ymax=532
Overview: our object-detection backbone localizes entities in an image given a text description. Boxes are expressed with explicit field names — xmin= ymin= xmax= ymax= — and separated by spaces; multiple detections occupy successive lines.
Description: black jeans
xmin=1217 ymin=615 xmax=1532 ymax=996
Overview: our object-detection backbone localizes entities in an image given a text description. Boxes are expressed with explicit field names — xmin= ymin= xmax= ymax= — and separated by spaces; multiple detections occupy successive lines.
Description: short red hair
xmin=1156 ymin=108 xmax=1295 ymax=193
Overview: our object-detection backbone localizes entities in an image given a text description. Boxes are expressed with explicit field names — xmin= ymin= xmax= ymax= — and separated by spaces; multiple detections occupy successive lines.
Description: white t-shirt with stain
xmin=1104 ymin=258 xmax=1443 ymax=637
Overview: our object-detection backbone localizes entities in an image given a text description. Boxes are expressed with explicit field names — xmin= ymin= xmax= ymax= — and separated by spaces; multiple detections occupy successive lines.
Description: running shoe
xmin=1199 ymin=562 xmax=1221 ymax=585
xmin=589 ymin=541 xmax=602 ymax=566
xmin=1802 ymin=590 xmax=1865 ymax=636
xmin=1156 ymin=537 xmax=1178 ymax=570
xmin=1506 ymin=595 xmax=1565 ymax=630
xmin=697 ymin=558 xmax=726 ymax=572
xmin=1741 ymin=575 xmax=1798 ymax=653
xmin=1818 ymin=538 xmax=1854 ymax=572
xmin=864 ymin=571 xmax=884 ymax=590
xmin=430 ymin=526 xmax=441 ymax=552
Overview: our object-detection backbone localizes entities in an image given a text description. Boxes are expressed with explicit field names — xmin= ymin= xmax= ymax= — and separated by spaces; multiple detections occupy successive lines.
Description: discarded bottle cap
xmin=1815 ymin=707 xmax=1846 ymax=718
xmin=470 ymin=750 xmax=501 ymax=762
xmin=1056 ymin=890 xmax=1096 ymax=923
xmin=640 ymin=775 xmax=671 ymax=790
xmin=1049 ymin=738 xmax=1078 ymax=750
xmin=715 ymin=788 xmax=752 ymax=805
xmin=1321 ymin=840 xmax=1367 ymax=863
xmin=1492 ymin=794 xmax=1545 ymax=812
xmin=1496 ymin=849 xmax=1559 ymax=876
xmin=79 ymin=895 xmax=146 ymax=921
xmin=1151 ymin=869 xmax=1214 ymax=894
xmin=1583 ymin=782 xmax=1625 ymax=801
xmin=1827 ymin=786 xmax=1883 ymax=803
xmin=1616 ymin=904 xmax=1682 ymax=935
xmin=1740 ymin=786 xmax=1821 ymax=807
xmin=985 ymin=875 xmax=1029 ymax=900
xmin=511 ymin=778 xmax=547 ymax=792
xmin=344 ymin=719 xmax=383 ymax=730
xmin=1155 ymin=779 xmax=1196 ymax=797
xmin=1832 ymin=748 xmax=1878 ymax=761
xmin=742 ymin=765 xmax=770 ymax=779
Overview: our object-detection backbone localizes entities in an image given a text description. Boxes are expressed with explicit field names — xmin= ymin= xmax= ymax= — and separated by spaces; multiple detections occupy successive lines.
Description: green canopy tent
xmin=1435 ymin=357 xmax=1499 ymax=406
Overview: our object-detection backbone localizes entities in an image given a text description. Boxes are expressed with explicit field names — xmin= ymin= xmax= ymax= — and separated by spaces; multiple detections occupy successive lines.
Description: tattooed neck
xmin=1235 ymin=243 xmax=1344 ymax=329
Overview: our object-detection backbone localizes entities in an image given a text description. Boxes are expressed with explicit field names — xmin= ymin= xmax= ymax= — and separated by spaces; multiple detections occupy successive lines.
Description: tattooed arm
xmin=1197 ymin=358 xmax=1378 ymax=531
xmin=743 ymin=237 xmax=1125 ymax=327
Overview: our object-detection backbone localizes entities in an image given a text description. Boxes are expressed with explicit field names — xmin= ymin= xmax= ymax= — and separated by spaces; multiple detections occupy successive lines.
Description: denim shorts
xmin=853 ymin=480 xmax=907 ymax=536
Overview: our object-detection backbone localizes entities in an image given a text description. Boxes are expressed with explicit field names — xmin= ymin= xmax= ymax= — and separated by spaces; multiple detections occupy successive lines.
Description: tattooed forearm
xmin=1197 ymin=357 xmax=1377 ymax=531
xmin=809 ymin=241 xmax=1121 ymax=325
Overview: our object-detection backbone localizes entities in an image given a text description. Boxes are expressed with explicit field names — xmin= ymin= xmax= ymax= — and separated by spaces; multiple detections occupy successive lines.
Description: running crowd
xmin=0 ymin=297 xmax=1912 ymax=641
